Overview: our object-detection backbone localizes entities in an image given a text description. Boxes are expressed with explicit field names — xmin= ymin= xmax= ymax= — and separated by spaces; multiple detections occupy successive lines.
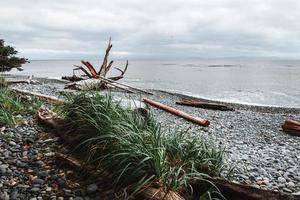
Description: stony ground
xmin=0 ymin=114 xmax=105 ymax=200
xmin=3 ymin=77 xmax=300 ymax=198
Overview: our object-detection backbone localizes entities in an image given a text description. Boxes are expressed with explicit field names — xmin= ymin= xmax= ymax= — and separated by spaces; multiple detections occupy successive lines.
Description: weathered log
xmin=143 ymin=98 xmax=210 ymax=126
xmin=6 ymin=79 xmax=40 ymax=85
xmin=13 ymin=88 xmax=63 ymax=104
xmin=98 ymin=75 xmax=153 ymax=95
xmin=65 ymin=79 xmax=135 ymax=93
xmin=62 ymin=75 xmax=84 ymax=82
xmin=198 ymin=178 xmax=300 ymax=200
xmin=56 ymin=151 xmax=184 ymax=200
xmin=176 ymin=99 xmax=234 ymax=111
xmin=282 ymin=119 xmax=300 ymax=136
xmin=141 ymin=187 xmax=185 ymax=200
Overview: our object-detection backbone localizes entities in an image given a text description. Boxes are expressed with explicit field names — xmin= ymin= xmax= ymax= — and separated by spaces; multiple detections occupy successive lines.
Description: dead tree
xmin=63 ymin=37 xmax=128 ymax=88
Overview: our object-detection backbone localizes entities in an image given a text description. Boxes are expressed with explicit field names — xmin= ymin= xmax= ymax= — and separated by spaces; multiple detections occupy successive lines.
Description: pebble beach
xmin=1 ymin=77 xmax=300 ymax=199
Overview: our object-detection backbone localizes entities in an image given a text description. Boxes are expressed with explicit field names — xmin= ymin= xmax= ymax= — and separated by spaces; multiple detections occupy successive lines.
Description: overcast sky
xmin=1 ymin=0 xmax=300 ymax=60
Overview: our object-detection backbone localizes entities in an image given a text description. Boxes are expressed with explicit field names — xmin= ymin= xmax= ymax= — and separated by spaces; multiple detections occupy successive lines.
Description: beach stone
xmin=287 ymin=182 xmax=295 ymax=188
xmin=31 ymin=187 xmax=40 ymax=193
xmin=277 ymin=177 xmax=286 ymax=183
xmin=74 ymin=197 xmax=84 ymax=200
xmin=283 ymin=188 xmax=293 ymax=193
xmin=33 ymin=178 xmax=44 ymax=185
xmin=86 ymin=184 xmax=98 ymax=194
xmin=9 ymin=141 xmax=16 ymax=146
xmin=46 ymin=187 xmax=52 ymax=192
xmin=0 ymin=192 xmax=10 ymax=200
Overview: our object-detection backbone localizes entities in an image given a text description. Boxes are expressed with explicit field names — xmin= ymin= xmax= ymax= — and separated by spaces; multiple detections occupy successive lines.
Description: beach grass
xmin=57 ymin=91 xmax=225 ymax=199
xmin=0 ymin=87 xmax=42 ymax=127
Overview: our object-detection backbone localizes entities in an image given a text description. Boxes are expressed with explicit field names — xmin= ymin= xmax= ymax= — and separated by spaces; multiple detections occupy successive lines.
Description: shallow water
xmin=11 ymin=58 xmax=300 ymax=107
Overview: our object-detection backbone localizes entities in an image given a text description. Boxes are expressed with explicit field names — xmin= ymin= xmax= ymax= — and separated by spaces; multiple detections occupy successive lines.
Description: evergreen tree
xmin=0 ymin=39 xmax=28 ymax=72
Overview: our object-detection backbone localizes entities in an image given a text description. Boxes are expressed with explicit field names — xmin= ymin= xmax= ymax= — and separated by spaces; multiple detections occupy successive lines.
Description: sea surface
xmin=10 ymin=59 xmax=300 ymax=108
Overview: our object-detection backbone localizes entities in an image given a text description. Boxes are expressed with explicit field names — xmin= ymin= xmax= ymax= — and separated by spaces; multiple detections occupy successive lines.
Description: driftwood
xmin=98 ymin=76 xmax=153 ymax=95
xmin=193 ymin=178 xmax=300 ymax=200
xmin=176 ymin=99 xmax=234 ymax=111
xmin=62 ymin=74 xmax=84 ymax=82
xmin=65 ymin=79 xmax=135 ymax=93
xmin=64 ymin=37 xmax=129 ymax=88
xmin=282 ymin=119 xmax=300 ymax=136
xmin=6 ymin=76 xmax=40 ymax=85
xmin=143 ymin=98 xmax=210 ymax=126
xmin=13 ymin=89 xmax=63 ymax=104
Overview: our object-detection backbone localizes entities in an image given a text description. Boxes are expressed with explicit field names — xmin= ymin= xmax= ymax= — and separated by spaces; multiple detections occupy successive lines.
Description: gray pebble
xmin=86 ymin=183 xmax=98 ymax=194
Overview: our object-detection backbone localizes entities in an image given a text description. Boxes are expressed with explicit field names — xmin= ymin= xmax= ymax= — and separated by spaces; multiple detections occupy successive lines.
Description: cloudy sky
xmin=1 ymin=0 xmax=300 ymax=60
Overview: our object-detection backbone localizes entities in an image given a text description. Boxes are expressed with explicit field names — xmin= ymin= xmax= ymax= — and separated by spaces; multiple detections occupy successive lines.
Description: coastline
xmin=6 ymin=75 xmax=300 ymax=194
xmin=7 ymin=74 xmax=300 ymax=112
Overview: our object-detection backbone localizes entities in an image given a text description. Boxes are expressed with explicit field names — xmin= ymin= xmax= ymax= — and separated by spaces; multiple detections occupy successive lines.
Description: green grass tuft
xmin=0 ymin=87 xmax=42 ymax=127
xmin=58 ymin=91 xmax=225 ymax=199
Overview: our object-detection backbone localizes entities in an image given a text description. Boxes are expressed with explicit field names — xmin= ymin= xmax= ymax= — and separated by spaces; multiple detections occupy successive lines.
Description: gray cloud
xmin=1 ymin=0 xmax=300 ymax=59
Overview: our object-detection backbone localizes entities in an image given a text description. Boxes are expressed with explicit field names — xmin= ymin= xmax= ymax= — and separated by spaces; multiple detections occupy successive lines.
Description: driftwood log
xmin=13 ymin=89 xmax=63 ymax=104
xmin=282 ymin=119 xmax=300 ymax=136
xmin=143 ymin=98 xmax=210 ymax=126
xmin=176 ymin=99 xmax=234 ymax=111
xmin=63 ymin=38 xmax=129 ymax=88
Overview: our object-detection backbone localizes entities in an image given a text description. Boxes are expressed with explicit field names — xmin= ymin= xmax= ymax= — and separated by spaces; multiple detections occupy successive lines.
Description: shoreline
xmin=6 ymin=74 xmax=300 ymax=113
xmin=3 ymin=75 xmax=300 ymax=195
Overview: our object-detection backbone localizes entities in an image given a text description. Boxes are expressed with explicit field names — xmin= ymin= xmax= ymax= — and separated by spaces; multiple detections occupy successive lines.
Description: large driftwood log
xmin=143 ymin=98 xmax=210 ymax=126
xmin=176 ymin=99 xmax=234 ymax=111
xmin=193 ymin=178 xmax=300 ymax=200
xmin=282 ymin=119 xmax=300 ymax=136
xmin=65 ymin=79 xmax=135 ymax=93
xmin=65 ymin=38 xmax=129 ymax=88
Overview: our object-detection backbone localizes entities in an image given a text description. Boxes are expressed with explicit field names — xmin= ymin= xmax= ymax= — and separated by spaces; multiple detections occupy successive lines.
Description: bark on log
xmin=282 ymin=119 xmax=300 ymax=136
xmin=143 ymin=98 xmax=210 ymax=126
xmin=176 ymin=100 xmax=234 ymax=111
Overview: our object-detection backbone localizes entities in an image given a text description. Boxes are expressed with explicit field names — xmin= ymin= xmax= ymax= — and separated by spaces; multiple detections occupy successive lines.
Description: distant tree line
xmin=0 ymin=39 xmax=28 ymax=72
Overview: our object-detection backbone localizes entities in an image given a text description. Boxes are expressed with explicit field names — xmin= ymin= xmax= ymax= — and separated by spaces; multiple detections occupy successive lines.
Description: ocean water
xmin=10 ymin=59 xmax=300 ymax=108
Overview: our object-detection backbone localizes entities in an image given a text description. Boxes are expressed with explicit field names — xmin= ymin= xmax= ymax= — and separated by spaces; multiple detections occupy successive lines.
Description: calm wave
xmin=10 ymin=59 xmax=300 ymax=108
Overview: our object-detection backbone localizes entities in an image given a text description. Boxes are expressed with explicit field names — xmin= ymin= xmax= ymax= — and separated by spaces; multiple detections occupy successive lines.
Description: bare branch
xmin=98 ymin=37 xmax=113 ymax=76
xmin=81 ymin=60 xmax=97 ymax=77
xmin=73 ymin=65 xmax=93 ymax=78
xmin=108 ymin=60 xmax=128 ymax=81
